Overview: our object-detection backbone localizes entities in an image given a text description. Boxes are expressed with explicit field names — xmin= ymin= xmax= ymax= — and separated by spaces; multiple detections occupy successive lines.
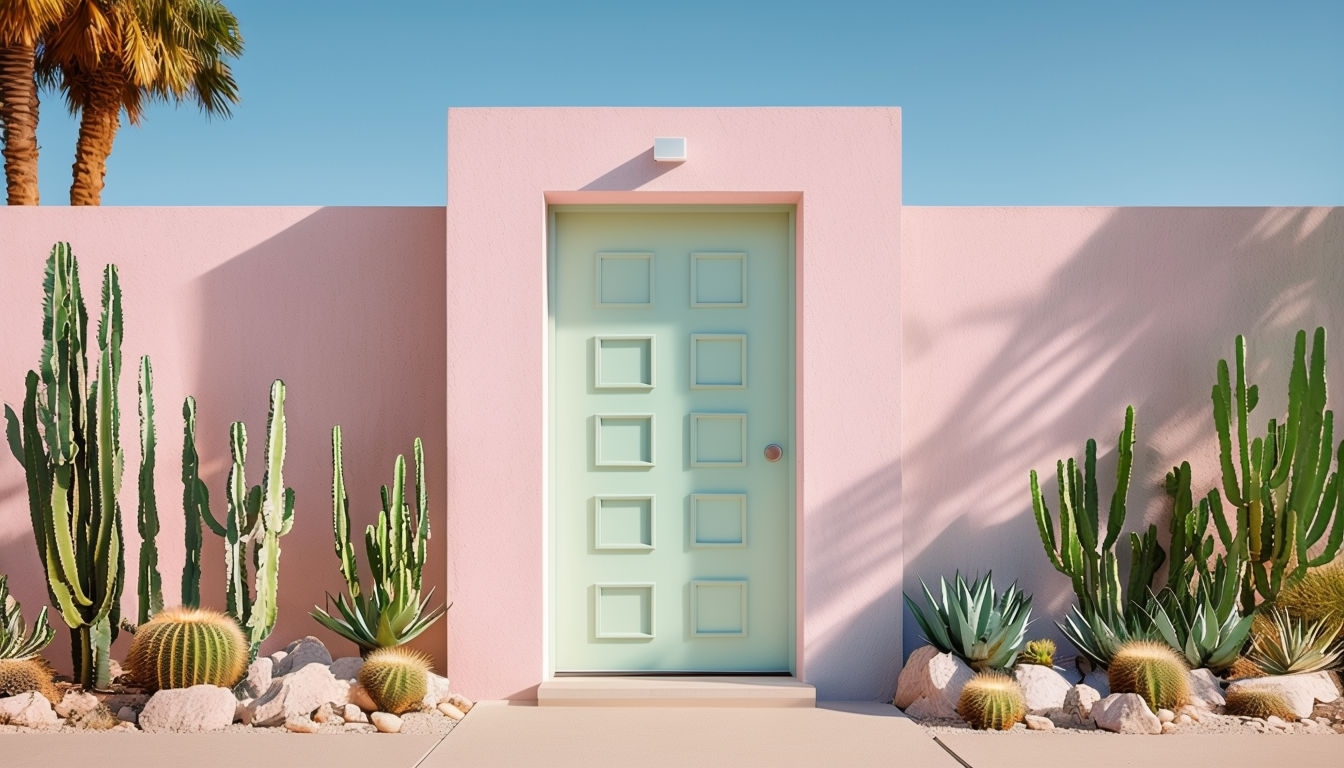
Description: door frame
xmin=544 ymin=203 xmax=799 ymax=678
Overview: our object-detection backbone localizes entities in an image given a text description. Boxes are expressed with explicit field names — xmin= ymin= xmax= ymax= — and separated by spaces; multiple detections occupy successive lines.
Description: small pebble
xmin=372 ymin=712 xmax=403 ymax=733
xmin=116 ymin=706 xmax=138 ymax=725
xmin=1156 ymin=708 xmax=1175 ymax=724
xmin=447 ymin=693 xmax=474 ymax=713
xmin=1175 ymin=714 xmax=1193 ymax=726
xmin=285 ymin=715 xmax=321 ymax=734
xmin=437 ymin=702 xmax=466 ymax=721
xmin=312 ymin=703 xmax=338 ymax=724
xmin=1160 ymin=722 xmax=1178 ymax=734
xmin=1023 ymin=714 xmax=1053 ymax=731
xmin=343 ymin=703 xmax=370 ymax=724
xmin=344 ymin=722 xmax=377 ymax=733
xmin=349 ymin=683 xmax=378 ymax=712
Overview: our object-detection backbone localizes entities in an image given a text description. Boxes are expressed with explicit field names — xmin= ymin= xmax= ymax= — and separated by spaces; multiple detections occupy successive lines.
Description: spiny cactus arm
xmin=224 ymin=422 xmax=249 ymax=622
xmin=1286 ymin=333 xmax=1329 ymax=526
xmin=89 ymin=265 xmax=124 ymax=625
xmin=1213 ymin=357 xmax=1247 ymax=509
xmin=246 ymin=379 xmax=290 ymax=657
xmin=39 ymin=246 xmax=79 ymax=464
xmin=1305 ymin=455 xmax=1343 ymax=568
xmin=47 ymin=467 xmax=91 ymax=613
xmin=1029 ymin=470 xmax=1067 ymax=573
xmin=331 ymin=426 xmax=361 ymax=596
xmin=387 ymin=454 xmax=406 ymax=581
xmin=412 ymin=437 xmax=428 ymax=587
xmin=1126 ymin=526 xmax=1164 ymax=607
xmin=181 ymin=398 xmax=213 ymax=608
xmin=136 ymin=356 xmax=162 ymax=625
xmin=1058 ymin=460 xmax=1082 ymax=576
xmin=1076 ymin=445 xmax=1100 ymax=554
xmin=1104 ymin=406 xmax=1135 ymax=551
xmin=7 ymin=378 xmax=56 ymax=603
xmin=259 ymin=380 xmax=288 ymax=534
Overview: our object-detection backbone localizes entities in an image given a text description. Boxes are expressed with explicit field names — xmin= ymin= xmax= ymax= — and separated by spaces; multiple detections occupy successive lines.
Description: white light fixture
xmin=653 ymin=137 xmax=687 ymax=162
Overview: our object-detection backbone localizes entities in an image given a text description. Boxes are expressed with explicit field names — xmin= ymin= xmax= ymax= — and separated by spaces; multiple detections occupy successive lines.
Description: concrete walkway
xmin=3 ymin=703 xmax=1341 ymax=767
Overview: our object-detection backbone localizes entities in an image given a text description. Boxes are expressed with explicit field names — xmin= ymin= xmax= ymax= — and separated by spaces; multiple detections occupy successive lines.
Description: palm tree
xmin=40 ymin=0 xmax=241 ymax=205
xmin=0 ymin=0 xmax=68 ymax=204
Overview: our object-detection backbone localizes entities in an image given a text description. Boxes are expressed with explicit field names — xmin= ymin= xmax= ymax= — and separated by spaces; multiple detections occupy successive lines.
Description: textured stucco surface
xmin=446 ymin=107 xmax=904 ymax=700
xmin=900 ymin=206 xmax=1344 ymax=657
xmin=0 ymin=207 xmax=448 ymax=673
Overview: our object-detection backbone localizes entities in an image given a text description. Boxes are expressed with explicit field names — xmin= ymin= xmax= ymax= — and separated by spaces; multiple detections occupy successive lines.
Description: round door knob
xmin=764 ymin=443 xmax=784 ymax=462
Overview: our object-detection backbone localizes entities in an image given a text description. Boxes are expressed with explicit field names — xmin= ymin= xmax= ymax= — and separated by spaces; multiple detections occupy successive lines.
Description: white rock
xmin=1063 ymin=684 xmax=1102 ymax=720
xmin=285 ymin=715 xmax=321 ymax=733
xmin=343 ymin=703 xmax=370 ymax=724
xmin=1266 ymin=715 xmax=1288 ymax=728
xmin=437 ymin=702 xmax=466 ymax=720
xmin=114 ymin=720 xmax=138 ymax=731
xmin=344 ymin=722 xmax=376 ymax=733
xmin=234 ymin=699 xmax=253 ymax=725
xmin=108 ymin=659 xmax=124 ymax=680
xmin=0 ymin=692 xmax=59 ymax=728
xmin=1187 ymin=668 xmax=1225 ymax=709
xmin=1080 ymin=668 xmax=1111 ymax=697
xmin=371 ymin=711 xmax=402 ymax=733
xmin=239 ymin=657 xmax=273 ymax=698
xmin=138 ymin=685 xmax=237 ymax=733
xmin=312 ymin=702 xmax=339 ymax=723
xmin=1013 ymin=664 xmax=1073 ymax=712
xmin=117 ymin=706 xmax=138 ymax=725
xmin=1161 ymin=721 xmax=1179 ymax=734
xmin=273 ymin=636 xmax=333 ymax=677
xmin=329 ymin=656 xmax=364 ymax=681
xmin=246 ymin=663 xmax=351 ymax=727
xmin=348 ymin=683 xmax=378 ymax=713
xmin=1092 ymin=693 xmax=1161 ymax=734
xmin=55 ymin=690 xmax=100 ymax=719
xmin=891 ymin=645 xmax=974 ymax=718
xmin=1226 ymin=672 xmax=1340 ymax=720
xmin=1176 ymin=714 xmax=1193 ymax=726
xmin=446 ymin=693 xmax=474 ymax=712
xmin=1178 ymin=704 xmax=1205 ymax=723
xmin=1023 ymin=714 xmax=1054 ymax=731
xmin=421 ymin=672 xmax=452 ymax=709
xmin=1156 ymin=708 xmax=1175 ymax=723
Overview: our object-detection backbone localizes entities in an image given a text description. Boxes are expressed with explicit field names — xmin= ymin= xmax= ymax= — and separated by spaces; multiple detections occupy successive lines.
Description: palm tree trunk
xmin=0 ymin=43 xmax=41 ymax=205
xmin=70 ymin=71 xmax=124 ymax=206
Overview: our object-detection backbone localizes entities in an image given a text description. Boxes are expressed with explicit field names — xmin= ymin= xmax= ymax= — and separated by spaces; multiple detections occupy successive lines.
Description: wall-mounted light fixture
xmin=653 ymin=137 xmax=687 ymax=162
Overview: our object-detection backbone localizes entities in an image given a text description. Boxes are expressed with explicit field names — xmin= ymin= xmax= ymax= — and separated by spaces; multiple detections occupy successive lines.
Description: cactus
xmin=179 ymin=381 xmax=294 ymax=661
xmin=956 ymin=671 xmax=1026 ymax=730
xmin=357 ymin=646 xmax=430 ymax=714
xmin=1017 ymin=638 xmax=1056 ymax=667
xmin=136 ymin=356 xmax=163 ymax=625
xmin=1210 ymin=329 xmax=1344 ymax=612
xmin=3 ymin=244 xmax=139 ymax=688
xmin=1107 ymin=640 xmax=1190 ymax=712
xmin=125 ymin=606 xmax=248 ymax=691
xmin=0 ymin=576 xmax=54 ymax=660
xmin=1031 ymin=406 xmax=1165 ymax=627
xmin=0 ymin=657 xmax=59 ymax=702
xmin=1224 ymin=689 xmax=1296 ymax=720
xmin=312 ymin=428 xmax=447 ymax=653
xmin=1270 ymin=562 xmax=1344 ymax=643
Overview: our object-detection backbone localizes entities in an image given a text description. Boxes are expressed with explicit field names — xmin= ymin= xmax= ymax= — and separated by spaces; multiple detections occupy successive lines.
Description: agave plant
xmin=1059 ymin=603 xmax=1154 ymax=669
xmin=904 ymin=572 xmax=1032 ymax=672
xmin=0 ymin=576 xmax=54 ymax=660
xmin=1146 ymin=565 xmax=1254 ymax=672
xmin=1247 ymin=609 xmax=1344 ymax=675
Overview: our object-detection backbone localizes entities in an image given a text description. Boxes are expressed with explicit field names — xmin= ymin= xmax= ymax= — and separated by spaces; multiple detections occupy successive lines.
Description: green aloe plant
xmin=1248 ymin=609 xmax=1344 ymax=675
xmin=904 ymin=571 xmax=1031 ymax=672
xmin=0 ymin=576 xmax=54 ymax=660
xmin=1145 ymin=564 xmax=1254 ymax=672
xmin=312 ymin=428 xmax=447 ymax=653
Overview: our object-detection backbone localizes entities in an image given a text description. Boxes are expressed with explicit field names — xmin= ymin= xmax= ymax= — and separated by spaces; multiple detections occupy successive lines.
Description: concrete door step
xmin=537 ymin=676 xmax=816 ymax=707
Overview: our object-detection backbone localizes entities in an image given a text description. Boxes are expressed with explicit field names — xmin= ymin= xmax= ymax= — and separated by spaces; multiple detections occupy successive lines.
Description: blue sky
xmin=31 ymin=0 xmax=1344 ymax=206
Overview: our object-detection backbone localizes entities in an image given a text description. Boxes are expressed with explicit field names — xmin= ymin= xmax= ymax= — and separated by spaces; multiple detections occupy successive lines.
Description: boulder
xmin=55 ymin=689 xmax=100 ymax=719
xmin=273 ymin=636 xmax=333 ymax=677
xmin=329 ymin=656 xmax=364 ymax=681
xmin=372 ymin=711 xmax=402 ymax=733
xmin=1013 ymin=664 xmax=1073 ymax=712
xmin=421 ymin=672 xmax=453 ymax=709
xmin=1226 ymin=672 xmax=1340 ymax=720
xmin=139 ymin=685 xmax=237 ymax=733
xmin=892 ymin=645 xmax=973 ymax=718
xmin=246 ymin=663 xmax=350 ymax=727
xmin=0 ymin=692 xmax=59 ymax=728
xmin=1187 ymin=668 xmax=1225 ymax=709
xmin=238 ymin=657 xmax=273 ymax=699
xmin=1092 ymin=693 xmax=1161 ymax=734
xmin=1063 ymin=684 xmax=1102 ymax=720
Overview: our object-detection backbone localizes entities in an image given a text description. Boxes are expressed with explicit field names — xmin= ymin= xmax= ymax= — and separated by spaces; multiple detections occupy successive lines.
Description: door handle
xmin=764 ymin=443 xmax=783 ymax=462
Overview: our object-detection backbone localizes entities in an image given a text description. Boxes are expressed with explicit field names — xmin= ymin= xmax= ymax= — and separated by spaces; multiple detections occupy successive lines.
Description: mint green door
xmin=553 ymin=209 xmax=794 ymax=672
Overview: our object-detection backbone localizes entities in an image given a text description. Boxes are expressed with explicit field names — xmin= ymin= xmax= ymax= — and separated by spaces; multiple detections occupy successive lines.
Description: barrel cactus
xmin=0 ymin=657 xmax=58 ymax=702
xmin=956 ymin=671 xmax=1026 ymax=730
xmin=358 ymin=646 xmax=431 ymax=714
xmin=1107 ymin=640 xmax=1190 ymax=712
xmin=126 ymin=607 xmax=248 ymax=691
xmin=1225 ymin=689 xmax=1296 ymax=721
xmin=1017 ymin=638 xmax=1056 ymax=667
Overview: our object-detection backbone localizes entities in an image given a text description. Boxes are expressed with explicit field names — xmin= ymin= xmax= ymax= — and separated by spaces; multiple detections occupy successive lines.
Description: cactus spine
xmin=1031 ymin=406 xmax=1165 ymax=622
xmin=1107 ymin=640 xmax=1190 ymax=712
xmin=0 ymin=658 xmax=59 ymax=702
xmin=1211 ymin=329 xmax=1344 ymax=613
xmin=3 ymin=244 xmax=138 ymax=688
xmin=136 ymin=356 xmax=163 ymax=625
xmin=358 ymin=646 xmax=430 ymax=714
xmin=1224 ymin=689 xmax=1296 ymax=721
xmin=126 ymin=607 xmax=247 ymax=691
xmin=956 ymin=671 xmax=1026 ymax=730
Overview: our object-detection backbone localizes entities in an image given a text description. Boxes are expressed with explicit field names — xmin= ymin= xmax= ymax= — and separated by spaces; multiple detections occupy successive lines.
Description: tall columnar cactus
xmin=1211 ymin=329 xmax=1344 ymax=612
xmin=312 ymin=428 xmax=446 ymax=653
xmin=178 ymin=381 xmax=294 ymax=661
xmin=136 ymin=356 xmax=163 ymax=625
xmin=3 ymin=244 xmax=133 ymax=688
xmin=1031 ymin=406 xmax=1165 ymax=623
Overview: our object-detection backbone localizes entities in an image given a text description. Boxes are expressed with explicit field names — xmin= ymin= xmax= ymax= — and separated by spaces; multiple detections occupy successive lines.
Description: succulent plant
xmin=1107 ymin=640 xmax=1191 ymax=712
xmin=1224 ymin=689 xmax=1296 ymax=721
xmin=126 ymin=607 xmax=248 ymax=691
xmin=1271 ymin=563 xmax=1344 ymax=643
xmin=904 ymin=571 xmax=1032 ymax=672
xmin=957 ymin=671 xmax=1026 ymax=730
xmin=0 ymin=576 xmax=54 ymax=660
xmin=0 ymin=657 xmax=59 ymax=702
xmin=1224 ymin=656 xmax=1267 ymax=680
xmin=1145 ymin=566 xmax=1254 ymax=673
xmin=1246 ymin=609 xmax=1344 ymax=675
xmin=357 ymin=646 xmax=431 ymax=714
xmin=1017 ymin=639 xmax=1056 ymax=667
xmin=1059 ymin=602 xmax=1156 ymax=669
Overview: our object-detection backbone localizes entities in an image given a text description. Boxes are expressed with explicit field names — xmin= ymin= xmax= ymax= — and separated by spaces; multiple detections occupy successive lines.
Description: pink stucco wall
xmin=445 ymin=108 xmax=905 ymax=700
xmin=0 ymin=207 xmax=449 ymax=672
xmin=900 ymin=206 xmax=1344 ymax=654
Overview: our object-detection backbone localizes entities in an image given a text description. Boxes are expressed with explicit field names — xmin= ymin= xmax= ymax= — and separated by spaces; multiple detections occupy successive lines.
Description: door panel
xmin=553 ymin=209 xmax=793 ymax=672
